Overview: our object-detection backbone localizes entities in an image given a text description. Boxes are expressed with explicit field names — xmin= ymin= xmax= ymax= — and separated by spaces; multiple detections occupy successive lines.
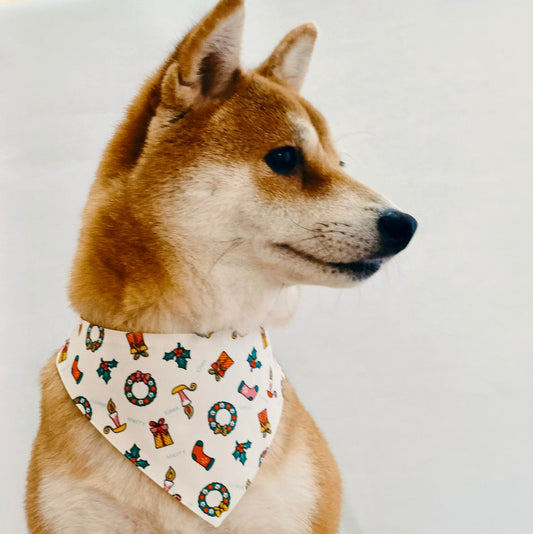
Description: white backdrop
xmin=1 ymin=0 xmax=532 ymax=533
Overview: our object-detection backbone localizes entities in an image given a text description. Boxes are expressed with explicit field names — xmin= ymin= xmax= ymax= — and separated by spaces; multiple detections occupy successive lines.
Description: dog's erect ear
xmin=160 ymin=0 xmax=244 ymax=108
xmin=257 ymin=23 xmax=317 ymax=92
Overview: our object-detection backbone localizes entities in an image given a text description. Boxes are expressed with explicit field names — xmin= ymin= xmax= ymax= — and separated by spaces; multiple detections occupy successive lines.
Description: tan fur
xmin=26 ymin=0 xmax=398 ymax=531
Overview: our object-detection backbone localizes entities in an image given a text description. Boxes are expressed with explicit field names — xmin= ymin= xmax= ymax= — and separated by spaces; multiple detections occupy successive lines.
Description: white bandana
xmin=56 ymin=319 xmax=284 ymax=528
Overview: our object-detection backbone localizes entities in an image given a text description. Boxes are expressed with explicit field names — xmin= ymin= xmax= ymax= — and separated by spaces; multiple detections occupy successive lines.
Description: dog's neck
xmin=69 ymin=192 xmax=298 ymax=334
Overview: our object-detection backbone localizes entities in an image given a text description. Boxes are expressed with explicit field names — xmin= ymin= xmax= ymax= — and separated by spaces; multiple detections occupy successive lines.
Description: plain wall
xmin=1 ymin=0 xmax=532 ymax=532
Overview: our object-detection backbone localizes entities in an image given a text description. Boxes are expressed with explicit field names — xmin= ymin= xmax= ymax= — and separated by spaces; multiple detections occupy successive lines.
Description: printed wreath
xmin=198 ymin=482 xmax=231 ymax=518
xmin=124 ymin=371 xmax=157 ymax=406
xmin=73 ymin=396 xmax=92 ymax=420
xmin=85 ymin=324 xmax=105 ymax=352
xmin=208 ymin=402 xmax=237 ymax=436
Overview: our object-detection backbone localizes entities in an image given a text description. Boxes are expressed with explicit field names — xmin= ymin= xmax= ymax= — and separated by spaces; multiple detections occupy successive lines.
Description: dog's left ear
xmin=257 ymin=23 xmax=318 ymax=92
xmin=160 ymin=0 xmax=244 ymax=109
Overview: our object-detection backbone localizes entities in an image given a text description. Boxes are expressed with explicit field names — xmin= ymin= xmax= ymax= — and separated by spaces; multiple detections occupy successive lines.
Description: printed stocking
xmin=192 ymin=440 xmax=215 ymax=471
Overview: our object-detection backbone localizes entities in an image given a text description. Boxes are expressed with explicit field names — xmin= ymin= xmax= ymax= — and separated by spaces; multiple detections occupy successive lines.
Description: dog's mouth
xmin=275 ymin=244 xmax=384 ymax=280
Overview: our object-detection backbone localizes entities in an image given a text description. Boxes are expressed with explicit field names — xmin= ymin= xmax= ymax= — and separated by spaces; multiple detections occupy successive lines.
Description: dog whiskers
xmin=287 ymin=216 xmax=321 ymax=234
xmin=207 ymin=238 xmax=245 ymax=275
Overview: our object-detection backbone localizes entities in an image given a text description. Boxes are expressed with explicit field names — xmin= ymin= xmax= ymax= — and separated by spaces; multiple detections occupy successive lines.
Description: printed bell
xmin=208 ymin=351 xmax=234 ymax=381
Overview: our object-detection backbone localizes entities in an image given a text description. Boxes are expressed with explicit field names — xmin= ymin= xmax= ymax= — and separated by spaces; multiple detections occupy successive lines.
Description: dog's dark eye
xmin=339 ymin=160 xmax=346 ymax=168
xmin=264 ymin=146 xmax=299 ymax=174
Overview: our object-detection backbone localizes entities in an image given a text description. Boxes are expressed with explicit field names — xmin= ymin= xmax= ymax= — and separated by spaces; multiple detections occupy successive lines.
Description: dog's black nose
xmin=378 ymin=209 xmax=417 ymax=255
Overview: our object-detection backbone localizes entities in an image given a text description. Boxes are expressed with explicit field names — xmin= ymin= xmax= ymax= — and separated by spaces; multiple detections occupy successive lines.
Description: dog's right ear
xmin=257 ymin=23 xmax=317 ymax=92
xmin=159 ymin=0 xmax=244 ymax=110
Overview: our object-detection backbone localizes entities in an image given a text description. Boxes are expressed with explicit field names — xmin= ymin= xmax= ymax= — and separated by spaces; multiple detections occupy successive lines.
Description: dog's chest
xmin=39 ymin=345 xmax=320 ymax=533
xmin=159 ymin=441 xmax=318 ymax=533
xmin=41 ymin=446 xmax=317 ymax=534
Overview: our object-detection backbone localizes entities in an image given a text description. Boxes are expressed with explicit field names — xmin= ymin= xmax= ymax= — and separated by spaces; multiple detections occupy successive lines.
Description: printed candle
xmin=107 ymin=398 xmax=120 ymax=427
xmin=164 ymin=466 xmax=176 ymax=491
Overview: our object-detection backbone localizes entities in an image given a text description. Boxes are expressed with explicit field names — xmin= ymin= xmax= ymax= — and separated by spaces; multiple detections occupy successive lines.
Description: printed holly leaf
xmin=176 ymin=355 xmax=190 ymax=369
xmin=125 ymin=444 xmax=149 ymax=469
xmin=136 ymin=459 xmax=150 ymax=469
xmin=233 ymin=451 xmax=246 ymax=465
xmin=247 ymin=348 xmax=262 ymax=371
xmin=128 ymin=444 xmax=140 ymax=459
xmin=163 ymin=343 xmax=191 ymax=370
xmin=97 ymin=358 xmax=118 ymax=383
xmin=97 ymin=368 xmax=111 ymax=383
xmin=233 ymin=440 xmax=252 ymax=465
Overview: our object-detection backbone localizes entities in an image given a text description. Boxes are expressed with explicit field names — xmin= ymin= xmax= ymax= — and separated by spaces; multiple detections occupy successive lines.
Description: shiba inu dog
xmin=25 ymin=0 xmax=417 ymax=532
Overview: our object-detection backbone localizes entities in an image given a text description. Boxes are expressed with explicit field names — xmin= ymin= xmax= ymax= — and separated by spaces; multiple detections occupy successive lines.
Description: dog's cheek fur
xmin=139 ymin=76 xmax=388 ymax=284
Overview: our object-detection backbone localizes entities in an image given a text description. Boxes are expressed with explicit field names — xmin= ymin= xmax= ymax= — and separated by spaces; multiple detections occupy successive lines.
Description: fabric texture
xmin=56 ymin=319 xmax=284 ymax=527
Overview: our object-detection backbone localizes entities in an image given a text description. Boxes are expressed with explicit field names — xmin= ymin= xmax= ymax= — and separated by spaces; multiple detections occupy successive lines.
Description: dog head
xmin=72 ymin=0 xmax=417 ymax=329
xmin=136 ymin=0 xmax=416 ymax=287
